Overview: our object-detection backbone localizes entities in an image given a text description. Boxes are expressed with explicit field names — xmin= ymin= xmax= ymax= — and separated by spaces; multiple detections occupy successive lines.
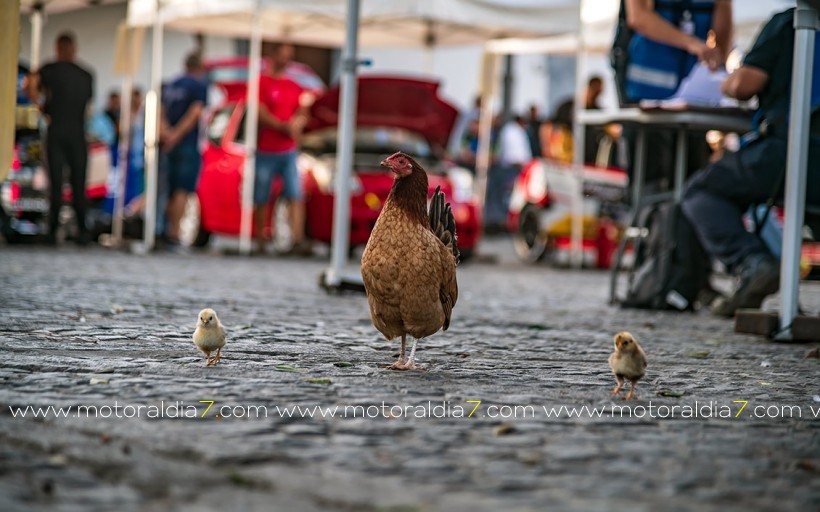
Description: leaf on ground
xmin=493 ymin=424 xmax=516 ymax=436
xmin=307 ymin=378 xmax=332 ymax=384
xmin=526 ymin=324 xmax=548 ymax=331
xmin=686 ymin=351 xmax=710 ymax=359
xmin=655 ymin=389 xmax=686 ymax=398
xmin=89 ymin=378 xmax=109 ymax=385
xmin=274 ymin=365 xmax=301 ymax=372
xmin=757 ymin=381 xmax=772 ymax=386
xmin=333 ymin=361 xmax=354 ymax=367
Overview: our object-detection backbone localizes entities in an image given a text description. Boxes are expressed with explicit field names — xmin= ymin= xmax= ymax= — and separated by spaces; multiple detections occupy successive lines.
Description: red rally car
xmin=195 ymin=76 xmax=482 ymax=258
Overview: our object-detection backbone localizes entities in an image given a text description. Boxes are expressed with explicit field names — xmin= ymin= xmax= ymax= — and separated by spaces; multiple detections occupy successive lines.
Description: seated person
xmin=681 ymin=8 xmax=820 ymax=317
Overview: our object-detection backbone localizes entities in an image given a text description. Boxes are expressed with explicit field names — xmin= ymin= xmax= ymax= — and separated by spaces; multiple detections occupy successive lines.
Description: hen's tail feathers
xmin=429 ymin=185 xmax=460 ymax=264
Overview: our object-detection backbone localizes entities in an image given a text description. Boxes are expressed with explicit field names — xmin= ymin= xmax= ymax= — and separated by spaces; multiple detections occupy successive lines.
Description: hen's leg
xmin=402 ymin=337 xmax=423 ymax=370
xmin=624 ymin=380 xmax=638 ymax=400
xmin=387 ymin=334 xmax=407 ymax=370
xmin=610 ymin=376 xmax=624 ymax=395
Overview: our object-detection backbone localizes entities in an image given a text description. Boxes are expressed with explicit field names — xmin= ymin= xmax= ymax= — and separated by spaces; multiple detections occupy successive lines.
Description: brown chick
xmin=608 ymin=331 xmax=647 ymax=400
xmin=361 ymin=151 xmax=459 ymax=370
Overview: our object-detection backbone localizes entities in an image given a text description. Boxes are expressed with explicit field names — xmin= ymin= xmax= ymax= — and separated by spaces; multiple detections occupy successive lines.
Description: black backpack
xmin=621 ymin=201 xmax=711 ymax=311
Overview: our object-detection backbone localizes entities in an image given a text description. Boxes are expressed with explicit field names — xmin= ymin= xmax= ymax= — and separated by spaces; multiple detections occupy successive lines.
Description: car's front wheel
xmin=512 ymin=203 xmax=548 ymax=263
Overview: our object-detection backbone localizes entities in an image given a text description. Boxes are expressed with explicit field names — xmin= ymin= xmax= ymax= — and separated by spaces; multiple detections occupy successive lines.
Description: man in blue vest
xmin=618 ymin=0 xmax=733 ymax=190
xmin=681 ymin=8 xmax=820 ymax=317
xmin=624 ymin=0 xmax=732 ymax=102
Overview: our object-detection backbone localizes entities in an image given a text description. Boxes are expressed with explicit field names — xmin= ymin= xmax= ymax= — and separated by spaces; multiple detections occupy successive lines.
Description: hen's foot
xmin=386 ymin=361 xmax=425 ymax=371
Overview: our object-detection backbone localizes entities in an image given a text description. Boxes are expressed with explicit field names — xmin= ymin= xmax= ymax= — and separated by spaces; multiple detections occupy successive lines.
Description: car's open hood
xmin=308 ymin=76 xmax=459 ymax=150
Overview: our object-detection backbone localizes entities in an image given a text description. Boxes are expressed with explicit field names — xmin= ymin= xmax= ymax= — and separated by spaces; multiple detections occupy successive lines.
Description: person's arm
xmin=162 ymin=101 xmax=203 ymax=151
xmin=257 ymin=103 xmax=290 ymax=133
xmin=625 ymin=0 xmax=721 ymax=70
xmin=25 ymin=71 xmax=42 ymax=106
xmin=720 ymin=66 xmax=769 ymax=101
xmin=711 ymin=0 xmax=733 ymax=64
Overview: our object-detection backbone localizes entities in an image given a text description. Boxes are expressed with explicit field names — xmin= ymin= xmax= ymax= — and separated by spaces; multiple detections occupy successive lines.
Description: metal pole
xmin=112 ymin=77 xmax=132 ymax=245
xmin=324 ymin=0 xmax=361 ymax=287
xmin=475 ymin=52 xmax=499 ymax=212
xmin=570 ymin=47 xmax=587 ymax=268
xmin=776 ymin=2 xmax=817 ymax=339
xmin=30 ymin=4 xmax=43 ymax=69
xmin=142 ymin=0 xmax=163 ymax=252
xmin=239 ymin=4 xmax=262 ymax=256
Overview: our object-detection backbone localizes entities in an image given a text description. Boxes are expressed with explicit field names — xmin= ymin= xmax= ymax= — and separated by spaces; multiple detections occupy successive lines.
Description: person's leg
xmin=66 ymin=133 xmax=89 ymax=243
xmin=253 ymin=153 xmax=276 ymax=252
xmin=165 ymin=148 xmax=200 ymax=243
xmin=279 ymin=150 xmax=306 ymax=248
xmin=681 ymin=137 xmax=787 ymax=316
xmin=45 ymin=133 xmax=67 ymax=242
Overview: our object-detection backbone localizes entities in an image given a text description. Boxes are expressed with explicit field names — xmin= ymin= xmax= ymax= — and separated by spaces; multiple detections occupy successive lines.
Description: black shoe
xmin=711 ymin=253 xmax=780 ymax=317
xmin=75 ymin=231 xmax=91 ymax=246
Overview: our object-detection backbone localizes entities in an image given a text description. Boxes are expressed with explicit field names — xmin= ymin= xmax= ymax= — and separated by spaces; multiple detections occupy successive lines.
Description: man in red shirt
xmin=254 ymin=42 xmax=310 ymax=255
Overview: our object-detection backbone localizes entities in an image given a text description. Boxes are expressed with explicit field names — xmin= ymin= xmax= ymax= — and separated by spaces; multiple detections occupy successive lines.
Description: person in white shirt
xmin=486 ymin=115 xmax=533 ymax=233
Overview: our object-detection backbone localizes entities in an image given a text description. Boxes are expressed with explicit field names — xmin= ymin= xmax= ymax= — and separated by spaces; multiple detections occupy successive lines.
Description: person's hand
xmin=161 ymin=129 xmax=180 ymax=152
xmin=687 ymin=38 xmax=722 ymax=71
xmin=288 ymin=114 xmax=308 ymax=140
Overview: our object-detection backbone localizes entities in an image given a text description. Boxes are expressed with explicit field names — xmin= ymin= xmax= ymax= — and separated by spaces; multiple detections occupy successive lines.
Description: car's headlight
xmin=447 ymin=166 xmax=475 ymax=203
xmin=303 ymin=154 xmax=362 ymax=195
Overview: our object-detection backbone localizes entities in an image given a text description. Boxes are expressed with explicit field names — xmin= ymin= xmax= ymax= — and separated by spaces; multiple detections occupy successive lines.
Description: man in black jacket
xmin=681 ymin=9 xmax=820 ymax=317
xmin=28 ymin=32 xmax=94 ymax=245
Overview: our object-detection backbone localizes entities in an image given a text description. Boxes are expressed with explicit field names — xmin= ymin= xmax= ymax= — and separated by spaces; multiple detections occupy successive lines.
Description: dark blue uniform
xmin=681 ymin=8 xmax=820 ymax=272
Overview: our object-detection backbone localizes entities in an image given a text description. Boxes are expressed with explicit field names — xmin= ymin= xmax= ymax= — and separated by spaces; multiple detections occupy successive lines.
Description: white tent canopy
xmin=127 ymin=0 xmax=580 ymax=46
xmin=126 ymin=0 xmax=576 ymax=285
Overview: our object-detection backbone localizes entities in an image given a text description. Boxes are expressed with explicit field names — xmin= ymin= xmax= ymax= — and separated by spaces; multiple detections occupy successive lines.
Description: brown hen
xmin=361 ymin=151 xmax=459 ymax=370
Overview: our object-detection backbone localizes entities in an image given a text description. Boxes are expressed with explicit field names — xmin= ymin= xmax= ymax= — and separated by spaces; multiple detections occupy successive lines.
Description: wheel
xmin=179 ymin=196 xmax=210 ymax=248
xmin=512 ymin=203 xmax=548 ymax=263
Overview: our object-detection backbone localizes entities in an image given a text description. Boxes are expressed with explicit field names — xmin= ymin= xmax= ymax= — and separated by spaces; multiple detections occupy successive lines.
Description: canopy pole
xmin=112 ymin=77 xmax=132 ymax=245
xmin=30 ymin=3 xmax=43 ymax=69
xmin=475 ymin=51 xmax=499 ymax=212
xmin=776 ymin=2 xmax=818 ymax=340
xmin=323 ymin=0 xmax=361 ymax=288
xmin=239 ymin=2 xmax=262 ymax=256
xmin=141 ymin=0 xmax=163 ymax=252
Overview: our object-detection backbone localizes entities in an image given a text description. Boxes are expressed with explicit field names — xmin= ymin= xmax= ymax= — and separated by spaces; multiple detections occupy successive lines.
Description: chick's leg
xmin=387 ymin=334 xmax=407 ymax=370
xmin=624 ymin=380 xmax=638 ymax=400
xmin=205 ymin=351 xmax=213 ymax=366
xmin=610 ymin=376 xmax=624 ymax=396
xmin=213 ymin=348 xmax=222 ymax=365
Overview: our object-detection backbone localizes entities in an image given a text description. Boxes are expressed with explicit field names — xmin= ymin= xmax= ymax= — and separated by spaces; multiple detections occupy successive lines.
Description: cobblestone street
xmin=1 ymin=239 xmax=818 ymax=512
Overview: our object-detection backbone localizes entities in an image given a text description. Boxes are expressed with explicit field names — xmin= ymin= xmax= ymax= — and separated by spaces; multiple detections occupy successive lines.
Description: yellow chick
xmin=193 ymin=308 xmax=226 ymax=366
xmin=608 ymin=331 xmax=647 ymax=400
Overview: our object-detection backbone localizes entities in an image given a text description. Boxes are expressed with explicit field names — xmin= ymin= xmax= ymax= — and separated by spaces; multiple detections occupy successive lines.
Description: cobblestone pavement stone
xmin=0 ymin=239 xmax=818 ymax=512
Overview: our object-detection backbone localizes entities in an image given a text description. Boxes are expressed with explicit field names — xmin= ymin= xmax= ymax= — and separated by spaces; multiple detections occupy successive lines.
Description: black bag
xmin=610 ymin=0 xmax=633 ymax=107
xmin=621 ymin=201 xmax=711 ymax=311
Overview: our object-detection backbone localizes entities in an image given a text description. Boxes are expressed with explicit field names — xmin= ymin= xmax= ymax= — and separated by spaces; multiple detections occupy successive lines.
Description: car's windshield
xmin=302 ymin=127 xmax=433 ymax=160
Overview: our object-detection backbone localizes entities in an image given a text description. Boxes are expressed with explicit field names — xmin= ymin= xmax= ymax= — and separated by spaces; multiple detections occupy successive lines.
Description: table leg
xmin=609 ymin=126 xmax=647 ymax=303
xmin=674 ymin=128 xmax=687 ymax=201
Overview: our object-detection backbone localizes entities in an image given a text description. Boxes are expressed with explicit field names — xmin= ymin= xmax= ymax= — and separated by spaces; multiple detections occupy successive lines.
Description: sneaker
xmin=711 ymin=253 xmax=780 ymax=317
xmin=280 ymin=241 xmax=314 ymax=258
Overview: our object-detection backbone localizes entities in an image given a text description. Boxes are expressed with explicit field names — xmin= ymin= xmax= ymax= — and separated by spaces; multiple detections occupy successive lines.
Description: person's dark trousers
xmin=680 ymin=136 xmax=791 ymax=271
xmin=484 ymin=163 xmax=522 ymax=230
xmin=46 ymin=127 xmax=89 ymax=238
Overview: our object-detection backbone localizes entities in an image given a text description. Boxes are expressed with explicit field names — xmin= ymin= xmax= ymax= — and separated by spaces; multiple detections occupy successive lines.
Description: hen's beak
xmin=380 ymin=159 xmax=389 ymax=168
